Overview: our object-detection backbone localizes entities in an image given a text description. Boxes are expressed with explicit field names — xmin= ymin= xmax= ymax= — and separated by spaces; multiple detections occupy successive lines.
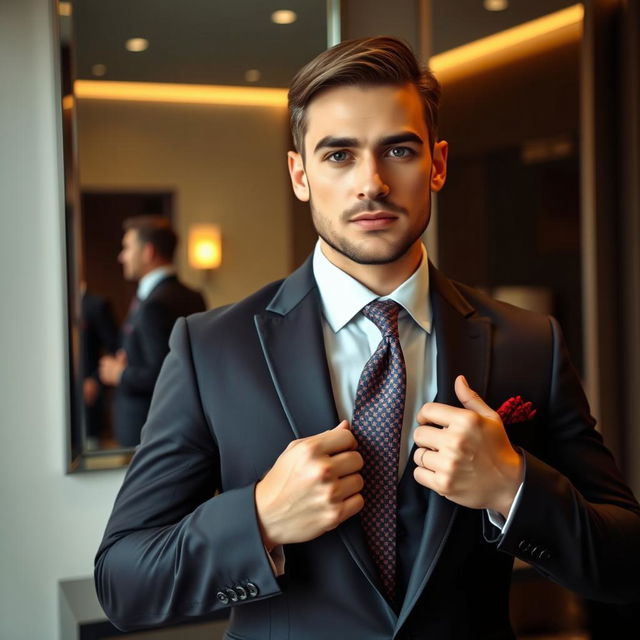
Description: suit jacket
xmin=114 ymin=275 xmax=206 ymax=447
xmin=96 ymin=258 xmax=640 ymax=639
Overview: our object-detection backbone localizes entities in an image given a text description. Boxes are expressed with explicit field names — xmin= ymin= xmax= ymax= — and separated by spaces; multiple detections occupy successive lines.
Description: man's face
xmin=288 ymin=83 xmax=447 ymax=270
xmin=118 ymin=229 xmax=147 ymax=281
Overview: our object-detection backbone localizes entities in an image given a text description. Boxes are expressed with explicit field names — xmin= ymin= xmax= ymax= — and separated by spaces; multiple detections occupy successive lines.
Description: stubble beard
xmin=310 ymin=196 xmax=430 ymax=266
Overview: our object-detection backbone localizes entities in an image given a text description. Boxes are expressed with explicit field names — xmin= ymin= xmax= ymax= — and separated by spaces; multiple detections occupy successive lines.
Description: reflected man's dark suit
xmin=114 ymin=275 xmax=205 ymax=447
xmin=96 ymin=259 xmax=640 ymax=639
xmin=80 ymin=291 xmax=119 ymax=441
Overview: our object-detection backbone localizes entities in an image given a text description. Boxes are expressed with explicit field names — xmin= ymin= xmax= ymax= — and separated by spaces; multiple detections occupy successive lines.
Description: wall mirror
xmin=58 ymin=0 xmax=329 ymax=472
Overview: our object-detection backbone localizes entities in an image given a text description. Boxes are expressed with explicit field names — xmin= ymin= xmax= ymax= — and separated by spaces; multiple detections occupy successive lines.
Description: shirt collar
xmin=137 ymin=266 xmax=175 ymax=300
xmin=312 ymin=240 xmax=432 ymax=334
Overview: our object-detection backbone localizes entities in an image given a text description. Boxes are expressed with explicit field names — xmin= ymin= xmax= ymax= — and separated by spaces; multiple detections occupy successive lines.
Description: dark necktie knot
xmin=362 ymin=299 xmax=401 ymax=339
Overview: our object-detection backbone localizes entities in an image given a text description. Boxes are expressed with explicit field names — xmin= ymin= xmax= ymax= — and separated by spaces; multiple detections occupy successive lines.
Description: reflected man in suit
xmin=99 ymin=215 xmax=206 ymax=447
xmin=96 ymin=38 xmax=640 ymax=639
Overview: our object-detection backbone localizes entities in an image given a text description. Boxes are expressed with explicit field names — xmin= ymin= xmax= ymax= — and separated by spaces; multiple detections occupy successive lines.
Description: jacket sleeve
xmin=94 ymin=317 xmax=282 ymax=631
xmin=492 ymin=316 xmax=640 ymax=603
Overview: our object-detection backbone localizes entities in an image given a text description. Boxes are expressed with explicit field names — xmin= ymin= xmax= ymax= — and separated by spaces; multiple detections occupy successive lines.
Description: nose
xmin=357 ymin=156 xmax=389 ymax=201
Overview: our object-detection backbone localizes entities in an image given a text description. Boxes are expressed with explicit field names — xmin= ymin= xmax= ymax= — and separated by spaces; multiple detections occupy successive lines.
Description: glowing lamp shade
xmin=189 ymin=224 xmax=222 ymax=269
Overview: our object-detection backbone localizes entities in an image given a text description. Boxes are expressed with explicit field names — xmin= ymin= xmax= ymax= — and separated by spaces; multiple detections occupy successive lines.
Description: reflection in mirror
xmin=430 ymin=2 xmax=584 ymax=370
xmin=58 ymin=0 xmax=328 ymax=471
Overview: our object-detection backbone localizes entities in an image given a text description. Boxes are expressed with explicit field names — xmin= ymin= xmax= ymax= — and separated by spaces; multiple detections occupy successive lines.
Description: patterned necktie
xmin=351 ymin=299 xmax=406 ymax=604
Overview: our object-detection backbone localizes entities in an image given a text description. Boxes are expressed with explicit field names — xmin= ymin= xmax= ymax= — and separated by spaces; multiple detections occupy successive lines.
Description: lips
xmin=350 ymin=211 xmax=398 ymax=229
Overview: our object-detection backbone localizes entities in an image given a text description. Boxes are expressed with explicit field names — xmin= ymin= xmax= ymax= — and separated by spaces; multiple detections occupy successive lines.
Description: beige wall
xmin=77 ymin=98 xmax=292 ymax=308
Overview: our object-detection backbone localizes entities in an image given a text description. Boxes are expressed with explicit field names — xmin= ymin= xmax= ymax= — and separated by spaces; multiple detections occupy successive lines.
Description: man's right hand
xmin=255 ymin=420 xmax=364 ymax=550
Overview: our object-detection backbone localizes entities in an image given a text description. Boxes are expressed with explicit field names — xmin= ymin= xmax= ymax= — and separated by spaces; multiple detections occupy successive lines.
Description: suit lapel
xmin=254 ymin=258 xmax=389 ymax=606
xmin=397 ymin=265 xmax=492 ymax=631
xmin=254 ymin=281 xmax=337 ymax=441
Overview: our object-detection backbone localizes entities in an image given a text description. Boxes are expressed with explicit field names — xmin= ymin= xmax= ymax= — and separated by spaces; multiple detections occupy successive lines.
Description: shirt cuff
xmin=486 ymin=481 xmax=524 ymax=532
xmin=265 ymin=544 xmax=285 ymax=577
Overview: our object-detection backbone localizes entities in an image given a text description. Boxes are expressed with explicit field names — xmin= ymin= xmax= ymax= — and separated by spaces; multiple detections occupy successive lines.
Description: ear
xmin=288 ymin=150 xmax=310 ymax=202
xmin=430 ymin=140 xmax=448 ymax=192
xmin=141 ymin=241 xmax=155 ymax=264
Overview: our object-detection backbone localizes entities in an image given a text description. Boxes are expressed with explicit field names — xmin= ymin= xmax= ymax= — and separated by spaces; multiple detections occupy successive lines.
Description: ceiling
xmin=61 ymin=0 xmax=580 ymax=88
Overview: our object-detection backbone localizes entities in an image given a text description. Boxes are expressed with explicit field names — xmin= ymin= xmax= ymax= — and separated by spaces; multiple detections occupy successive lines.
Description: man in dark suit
xmin=99 ymin=215 xmax=206 ymax=447
xmin=95 ymin=38 xmax=640 ymax=638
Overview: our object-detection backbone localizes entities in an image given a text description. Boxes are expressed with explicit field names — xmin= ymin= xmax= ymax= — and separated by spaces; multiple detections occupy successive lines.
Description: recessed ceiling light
xmin=58 ymin=1 xmax=72 ymax=16
xmin=125 ymin=38 xmax=149 ymax=52
xmin=484 ymin=0 xmax=508 ymax=11
xmin=244 ymin=69 xmax=261 ymax=83
xmin=91 ymin=64 xmax=107 ymax=77
xmin=271 ymin=10 xmax=297 ymax=25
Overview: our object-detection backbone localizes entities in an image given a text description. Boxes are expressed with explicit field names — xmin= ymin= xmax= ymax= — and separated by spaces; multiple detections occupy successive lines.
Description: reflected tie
xmin=123 ymin=295 xmax=140 ymax=335
xmin=351 ymin=299 xmax=406 ymax=604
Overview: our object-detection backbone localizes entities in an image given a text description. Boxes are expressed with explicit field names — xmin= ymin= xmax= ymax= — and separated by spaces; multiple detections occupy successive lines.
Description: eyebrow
xmin=313 ymin=132 xmax=424 ymax=155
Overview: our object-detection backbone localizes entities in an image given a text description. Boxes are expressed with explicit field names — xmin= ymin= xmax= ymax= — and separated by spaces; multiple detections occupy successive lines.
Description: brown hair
xmin=288 ymin=36 xmax=441 ymax=155
xmin=123 ymin=215 xmax=177 ymax=262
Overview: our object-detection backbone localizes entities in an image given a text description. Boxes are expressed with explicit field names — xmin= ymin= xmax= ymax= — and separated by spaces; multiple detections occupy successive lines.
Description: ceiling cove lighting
xmin=271 ymin=10 xmax=297 ymax=25
xmin=430 ymin=4 xmax=583 ymax=76
xmin=125 ymin=37 xmax=149 ymax=52
xmin=74 ymin=80 xmax=288 ymax=107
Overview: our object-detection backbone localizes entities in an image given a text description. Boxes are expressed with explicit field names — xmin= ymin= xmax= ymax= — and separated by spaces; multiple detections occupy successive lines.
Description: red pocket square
xmin=496 ymin=396 xmax=537 ymax=424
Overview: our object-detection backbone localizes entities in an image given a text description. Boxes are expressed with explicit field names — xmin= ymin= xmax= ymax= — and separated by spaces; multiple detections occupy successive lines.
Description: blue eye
xmin=327 ymin=150 xmax=349 ymax=163
xmin=388 ymin=146 xmax=414 ymax=158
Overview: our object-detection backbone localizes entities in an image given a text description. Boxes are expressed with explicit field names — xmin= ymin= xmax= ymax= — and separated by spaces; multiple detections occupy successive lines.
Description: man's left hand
xmin=413 ymin=375 xmax=523 ymax=518
xmin=99 ymin=350 xmax=127 ymax=387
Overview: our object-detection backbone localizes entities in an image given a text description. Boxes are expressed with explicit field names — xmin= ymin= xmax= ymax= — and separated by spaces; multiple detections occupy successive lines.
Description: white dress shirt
xmin=137 ymin=266 xmax=175 ymax=300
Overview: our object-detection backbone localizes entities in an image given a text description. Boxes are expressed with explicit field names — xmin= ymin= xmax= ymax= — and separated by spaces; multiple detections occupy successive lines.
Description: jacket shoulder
xmin=452 ymin=279 xmax=552 ymax=335
xmin=184 ymin=278 xmax=286 ymax=338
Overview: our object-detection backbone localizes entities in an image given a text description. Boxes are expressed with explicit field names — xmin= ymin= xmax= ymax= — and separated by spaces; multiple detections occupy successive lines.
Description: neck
xmin=142 ymin=262 xmax=171 ymax=278
xmin=320 ymin=240 xmax=423 ymax=296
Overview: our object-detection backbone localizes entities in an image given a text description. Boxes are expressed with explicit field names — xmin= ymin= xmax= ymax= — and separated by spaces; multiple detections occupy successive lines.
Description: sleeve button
xmin=235 ymin=585 xmax=248 ymax=600
xmin=246 ymin=582 xmax=259 ymax=597
xmin=225 ymin=588 xmax=239 ymax=602
xmin=216 ymin=591 xmax=230 ymax=605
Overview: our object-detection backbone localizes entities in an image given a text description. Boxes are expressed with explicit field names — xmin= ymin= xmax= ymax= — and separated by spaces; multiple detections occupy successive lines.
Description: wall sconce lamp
xmin=188 ymin=223 xmax=222 ymax=270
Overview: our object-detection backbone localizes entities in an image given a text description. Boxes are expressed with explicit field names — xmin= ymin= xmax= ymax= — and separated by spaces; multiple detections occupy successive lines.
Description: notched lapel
xmin=431 ymin=266 xmax=492 ymax=408
xmin=397 ymin=267 xmax=493 ymax=630
xmin=255 ymin=291 xmax=338 ymax=441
